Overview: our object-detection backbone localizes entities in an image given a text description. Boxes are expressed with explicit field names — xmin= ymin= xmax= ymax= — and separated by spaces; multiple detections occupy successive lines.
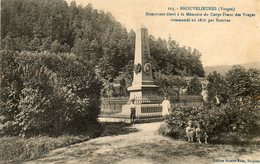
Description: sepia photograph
xmin=0 ymin=0 xmax=259 ymax=163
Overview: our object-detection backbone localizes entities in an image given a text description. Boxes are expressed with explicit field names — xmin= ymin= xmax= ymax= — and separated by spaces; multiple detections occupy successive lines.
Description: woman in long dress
xmin=161 ymin=96 xmax=171 ymax=117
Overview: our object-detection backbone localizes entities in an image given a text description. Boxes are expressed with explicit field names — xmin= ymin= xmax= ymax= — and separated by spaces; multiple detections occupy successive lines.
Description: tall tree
xmin=186 ymin=76 xmax=202 ymax=95
xmin=226 ymin=66 xmax=260 ymax=97
xmin=206 ymin=71 xmax=228 ymax=101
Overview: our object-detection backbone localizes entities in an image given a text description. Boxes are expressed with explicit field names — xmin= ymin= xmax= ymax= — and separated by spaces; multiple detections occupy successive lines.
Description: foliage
xmin=0 ymin=122 xmax=136 ymax=162
xmin=1 ymin=0 xmax=205 ymax=89
xmin=0 ymin=135 xmax=91 ymax=162
xmin=163 ymin=106 xmax=206 ymax=139
xmin=0 ymin=50 xmax=23 ymax=135
xmin=186 ymin=76 xmax=202 ymax=95
xmin=207 ymin=66 xmax=260 ymax=102
xmin=1 ymin=0 xmax=134 ymax=81
xmin=163 ymin=66 xmax=260 ymax=142
xmin=0 ymin=51 xmax=102 ymax=136
xmin=225 ymin=65 xmax=260 ymax=97
xmin=162 ymin=97 xmax=260 ymax=141
xmin=150 ymin=37 xmax=205 ymax=77
xmin=118 ymin=60 xmax=134 ymax=96
xmin=206 ymin=71 xmax=229 ymax=102
xmin=154 ymin=72 xmax=187 ymax=96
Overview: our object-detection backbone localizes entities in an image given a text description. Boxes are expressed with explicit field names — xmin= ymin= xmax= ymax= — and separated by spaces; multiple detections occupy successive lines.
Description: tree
xmin=154 ymin=72 xmax=187 ymax=96
xmin=0 ymin=51 xmax=103 ymax=136
xmin=1 ymin=0 xmax=206 ymax=98
xmin=186 ymin=76 xmax=202 ymax=95
xmin=149 ymin=36 xmax=168 ymax=73
xmin=225 ymin=65 xmax=260 ymax=97
xmin=149 ymin=36 xmax=205 ymax=77
xmin=206 ymin=71 xmax=229 ymax=102
xmin=0 ymin=51 xmax=23 ymax=135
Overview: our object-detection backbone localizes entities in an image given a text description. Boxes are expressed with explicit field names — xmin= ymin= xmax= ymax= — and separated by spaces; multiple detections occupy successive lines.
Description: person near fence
xmin=130 ymin=98 xmax=136 ymax=124
xmin=161 ymin=96 xmax=171 ymax=118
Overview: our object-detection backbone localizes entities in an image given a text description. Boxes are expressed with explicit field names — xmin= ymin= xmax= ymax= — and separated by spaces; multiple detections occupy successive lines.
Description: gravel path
xmin=25 ymin=122 xmax=260 ymax=164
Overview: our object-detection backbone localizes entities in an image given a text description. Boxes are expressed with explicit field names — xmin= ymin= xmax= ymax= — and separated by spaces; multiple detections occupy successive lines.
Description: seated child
xmin=186 ymin=120 xmax=195 ymax=142
xmin=204 ymin=132 xmax=209 ymax=144
xmin=195 ymin=124 xmax=202 ymax=143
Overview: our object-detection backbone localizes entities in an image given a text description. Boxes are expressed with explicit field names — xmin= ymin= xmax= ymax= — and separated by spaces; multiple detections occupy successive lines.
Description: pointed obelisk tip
xmin=140 ymin=24 xmax=147 ymax=29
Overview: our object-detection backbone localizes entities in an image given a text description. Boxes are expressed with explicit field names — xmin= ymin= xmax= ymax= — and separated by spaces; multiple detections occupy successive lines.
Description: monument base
xmin=128 ymin=85 xmax=159 ymax=99
xmin=120 ymin=85 xmax=162 ymax=119
xmin=121 ymin=103 xmax=162 ymax=119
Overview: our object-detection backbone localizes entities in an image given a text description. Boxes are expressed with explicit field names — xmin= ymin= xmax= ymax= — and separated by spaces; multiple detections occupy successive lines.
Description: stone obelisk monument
xmin=121 ymin=26 xmax=162 ymax=119
xmin=128 ymin=25 xmax=158 ymax=98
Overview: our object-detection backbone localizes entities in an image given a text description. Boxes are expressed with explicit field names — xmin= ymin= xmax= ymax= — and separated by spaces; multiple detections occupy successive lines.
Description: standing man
xmin=161 ymin=95 xmax=171 ymax=118
xmin=130 ymin=98 xmax=136 ymax=124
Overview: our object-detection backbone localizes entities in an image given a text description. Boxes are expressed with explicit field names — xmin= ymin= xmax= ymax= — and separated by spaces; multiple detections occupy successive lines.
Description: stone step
xmin=99 ymin=115 xmax=164 ymax=123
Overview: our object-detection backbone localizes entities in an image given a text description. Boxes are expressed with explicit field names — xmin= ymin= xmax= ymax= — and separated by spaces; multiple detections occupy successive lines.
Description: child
xmin=204 ymin=132 xmax=209 ymax=144
xmin=186 ymin=120 xmax=195 ymax=142
xmin=195 ymin=124 xmax=202 ymax=144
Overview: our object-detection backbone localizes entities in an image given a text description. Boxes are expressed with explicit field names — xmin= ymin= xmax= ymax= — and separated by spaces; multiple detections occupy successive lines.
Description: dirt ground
xmin=25 ymin=122 xmax=260 ymax=164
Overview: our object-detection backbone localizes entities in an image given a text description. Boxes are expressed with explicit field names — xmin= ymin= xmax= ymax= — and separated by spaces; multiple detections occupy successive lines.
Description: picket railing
xmin=100 ymin=95 xmax=203 ymax=115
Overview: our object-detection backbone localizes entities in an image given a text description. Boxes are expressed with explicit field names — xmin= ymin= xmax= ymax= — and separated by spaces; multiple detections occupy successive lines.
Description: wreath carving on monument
xmin=134 ymin=63 xmax=142 ymax=74
xmin=143 ymin=63 xmax=151 ymax=73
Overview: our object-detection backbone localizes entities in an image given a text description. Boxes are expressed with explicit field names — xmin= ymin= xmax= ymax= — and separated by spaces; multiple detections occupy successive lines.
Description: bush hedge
xmin=161 ymin=97 xmax=260 ymax=142
xmin=0 ymin=50 xmax=103 ymax=137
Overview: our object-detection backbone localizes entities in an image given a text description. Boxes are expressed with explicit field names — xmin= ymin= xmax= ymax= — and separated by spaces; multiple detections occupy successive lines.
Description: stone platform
xmin=99 ymin=115 xmax=164 ymax=123
xmin=99 ymin=102 xmax=163 ymax=123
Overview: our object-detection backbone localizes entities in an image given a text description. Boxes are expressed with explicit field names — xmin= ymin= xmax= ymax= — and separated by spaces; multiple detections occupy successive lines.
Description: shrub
xmin=207 ymin=66 xmax=260 ymax=102
xmin=164 ymin=106 xmax=206 ymax=139
xmin=0 ymin=50 xmax=103 ymax=137
xmin=0 ymin=50 xmax=23 ymax=135
xmin=162 ymin=97 xmax=260 ymax=142
xmin=186 ymin=75 xmax=202 ymax=95
xmin=225 ymin=66 xmax=260 ymax=97
xmin=207 ymin=71 xmax=229 ymax=102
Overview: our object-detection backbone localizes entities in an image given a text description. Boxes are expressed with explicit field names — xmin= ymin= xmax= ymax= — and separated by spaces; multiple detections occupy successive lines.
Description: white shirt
xmin=161 ymin=100 xmax=171 ymax=116
xmin=130 ymin=103 xmax=136 ymax=111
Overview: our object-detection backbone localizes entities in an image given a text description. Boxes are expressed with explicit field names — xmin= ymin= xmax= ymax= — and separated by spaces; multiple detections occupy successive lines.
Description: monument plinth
xmin=121 ymin=26 xmax=162 ymax=119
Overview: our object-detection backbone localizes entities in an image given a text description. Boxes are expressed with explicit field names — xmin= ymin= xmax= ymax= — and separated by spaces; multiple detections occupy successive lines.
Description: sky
xmin=66 ymin=0 xmax=260 ymax=66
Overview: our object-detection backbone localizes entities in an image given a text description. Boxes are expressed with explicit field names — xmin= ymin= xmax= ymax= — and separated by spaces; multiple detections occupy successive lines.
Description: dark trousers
xmin=130 ymin=108 xmax=136 ymax=124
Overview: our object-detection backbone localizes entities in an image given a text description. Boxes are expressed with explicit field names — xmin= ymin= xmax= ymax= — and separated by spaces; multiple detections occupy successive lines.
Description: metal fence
xmin=100 ymin=95 xmax=203 ymax=115
xmin=100 ymin=97 xmax=128 ymax=114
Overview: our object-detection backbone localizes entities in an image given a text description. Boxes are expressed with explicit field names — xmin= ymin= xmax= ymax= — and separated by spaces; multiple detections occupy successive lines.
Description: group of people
xmin=129 ymin=96 xmax=171 ymax=124
xmin=186 ymin=120 xmax=208 ymax=144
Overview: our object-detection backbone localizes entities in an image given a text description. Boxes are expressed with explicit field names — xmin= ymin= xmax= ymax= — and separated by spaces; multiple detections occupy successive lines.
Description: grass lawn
xmin=0 ymin=122 xmax=134 ymax=163
xmin=23 ymin=122 xmax=260 ymax=164
xmin=1 ymin=122 xmax=259 ymax=163
xmin=0 ymin=135 xmax=90 ymax=162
